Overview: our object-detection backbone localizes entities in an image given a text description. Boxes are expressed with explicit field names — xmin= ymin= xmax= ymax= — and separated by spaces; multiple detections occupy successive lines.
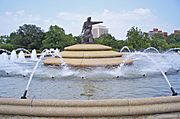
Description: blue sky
xmin=0 ymin=0 xmax=180 ymax=39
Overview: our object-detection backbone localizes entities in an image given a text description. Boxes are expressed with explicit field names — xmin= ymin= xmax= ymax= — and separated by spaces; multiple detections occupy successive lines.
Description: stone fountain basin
xmin=0 ymin=96 xmax=180 ymax=118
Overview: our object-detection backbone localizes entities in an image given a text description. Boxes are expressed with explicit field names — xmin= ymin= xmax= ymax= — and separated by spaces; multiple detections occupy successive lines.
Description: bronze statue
xmin=81 ymin=17 xmax=103 ymax=43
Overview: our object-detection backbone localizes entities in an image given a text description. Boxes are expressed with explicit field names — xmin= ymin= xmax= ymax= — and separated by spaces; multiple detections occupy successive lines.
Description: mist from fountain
xmin=54 ymin=49 xmax=66 ymax=66
xmin=31 ymin=49 xmax=37 ymax=60
xmin=10 ymin=50 xmax=17 ymax=61
xmin=18 ymin=51 xmax=25 ymax=61
xmin=0 ymin=52 xmax=9 ymax=61
xmin=55 ymin=48 xmax=60 ymax=56
xmin=114 ymin=53 xmax=135 ymax=78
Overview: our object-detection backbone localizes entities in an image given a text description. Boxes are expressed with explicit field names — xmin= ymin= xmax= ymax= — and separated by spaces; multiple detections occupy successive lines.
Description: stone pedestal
xmin=43 ymin=44 xmax=133 ymax=67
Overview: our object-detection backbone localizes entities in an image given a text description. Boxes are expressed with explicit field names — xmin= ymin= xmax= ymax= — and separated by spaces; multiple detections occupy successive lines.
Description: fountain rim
xmin=0 ymin=96 xmax=180 ymax=117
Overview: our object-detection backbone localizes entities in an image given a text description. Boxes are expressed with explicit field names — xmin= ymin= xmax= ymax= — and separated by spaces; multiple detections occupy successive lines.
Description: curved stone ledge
xmin=44 ymin=57 xmax=133 ymax=66
xmin=61 ymin=51 xmax=123 ymax=58
xmin=0 ymin=96 xmax=180 ymax=118
xmin=64 ymin=44 xmax=112 ymax=51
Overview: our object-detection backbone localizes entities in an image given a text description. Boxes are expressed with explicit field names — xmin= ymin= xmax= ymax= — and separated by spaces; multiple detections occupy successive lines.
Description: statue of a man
xmin=81 ymin=17 xmax=103 ymax=43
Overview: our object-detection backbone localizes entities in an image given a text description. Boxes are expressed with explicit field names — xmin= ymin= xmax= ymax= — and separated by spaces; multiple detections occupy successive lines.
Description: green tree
xmin=167 ymin=33 xmax=180 ymax=43
xmin=150 ymin=33 xmax=169 ymax=50
xmin=42 ymin=25 xmax=76 ymax=50
xmin=0 ymin=35 xmax=14 ymax=51
xmin=0 ymin=44 xmax=14 ymax=51
xmin=0 ymin=35 xmax=10 ymax=44
xmin=10 ymin=24 xmax=44 ymax=50
xmin=126 ymin=27 xmax=149 ymax=50
xmin=74 ymin=36 xmax=82 ymax=44
xmin=94 ymin=34 xmax=123 ymax=50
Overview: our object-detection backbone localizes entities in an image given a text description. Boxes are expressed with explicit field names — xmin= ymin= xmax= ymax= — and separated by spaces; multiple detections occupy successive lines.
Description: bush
xmin=0 ymin=44 xmax=14 ymax=51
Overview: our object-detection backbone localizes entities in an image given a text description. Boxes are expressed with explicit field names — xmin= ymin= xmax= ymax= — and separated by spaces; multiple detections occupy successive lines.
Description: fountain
xmin=143 ymin=47 xmax=160 ymax=53
xmin=0 ymin=49 xmax=11 ymax=54
xmin=135 ymin=52 xmax=177 ymax=96
xmin=120 ymin=46 xmax=131 ymax=53
xmin=16 ymin=48 xmax=30 ymax=54
xmin=10 ymin=50 xmax=17 ymax=61
xmin=18 ymin=51 xmax=25 ymax=61
xmin=21 ymin=52 xmax=46 ymax=99
xmin=0 ymin=15 xmax=180 ymax=117
xmin=31 ymin=49 xmax=37 ymax=60
xmin=0 ymin=45 xmax=180 ymax=118
xmin=0 ymin=52 xmax=9 ymax=61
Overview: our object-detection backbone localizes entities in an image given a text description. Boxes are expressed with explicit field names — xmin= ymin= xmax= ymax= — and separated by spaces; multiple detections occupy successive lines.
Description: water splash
xmin=31 ymin=49 xmax=37 ymax=60
xmin=0 ymin=52 xmax=9 ymax=61
xmin=114 ymin=53 xmax=135 ymax=77
xmin=54 ymin=49 xmax=67 ymax=66
xmin=10 ymin=50 xmax=17 ymax=61
xmin=18 ymin=51 xmax=25 ymax=61
xmin=54 ymin=48 xmax=60 ymax=56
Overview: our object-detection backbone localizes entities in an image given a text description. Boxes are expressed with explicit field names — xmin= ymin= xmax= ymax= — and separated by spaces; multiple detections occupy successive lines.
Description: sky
xmin=0 ymin=0 xmax=180 ymax=39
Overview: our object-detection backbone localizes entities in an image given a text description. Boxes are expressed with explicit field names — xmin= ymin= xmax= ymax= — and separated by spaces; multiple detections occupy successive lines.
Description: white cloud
xmin=0 ymin=8 xmax=173 ymax=39
xmin=55 ymin=8 xmax=156 ymax=39
xmin=0 ymin=10 xmax=50 ymax=34
xmin=5 ymin=11 xmax=12 ymax=16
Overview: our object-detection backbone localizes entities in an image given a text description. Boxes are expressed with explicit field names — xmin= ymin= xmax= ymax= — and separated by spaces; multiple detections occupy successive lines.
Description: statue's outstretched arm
xmin=92 ymin=21 xmax=103 ymax=25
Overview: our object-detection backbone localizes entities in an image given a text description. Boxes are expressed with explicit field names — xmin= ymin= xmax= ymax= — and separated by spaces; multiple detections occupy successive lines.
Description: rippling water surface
xmin=0 ymin=52 xmax=180 ymax=100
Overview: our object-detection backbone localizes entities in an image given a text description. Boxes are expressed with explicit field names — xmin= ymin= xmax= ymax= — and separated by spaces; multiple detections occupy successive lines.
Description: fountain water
xmin=0 ymin=45 xmax=179 ymax=100
xmin=18 ymin=51 xmax=25 ymax=61
xmin=55 ymin=48 xmax=60 ymax=56
xmin=114 ymin=46 xmax=134 ymax=77
xmin=54 ymin=49 xmax=66 ymax=66
xmin=31 ymin=49 xmax=37 ymax=60
xmin=20 ymin=48 xmax=68 ymax=99
xmin=10 ymin=50 xmax=17 ymax=61
xmin=115 ymin=52 xmax=135 ymax=78
xmin=164 ymin=48 xmax=180 ymax=54
xmin=0 ymin=49 xmax=11 ymax=54
xmin=21 ymin=52 xmax=46 ymax=99
xmin=0 ymin=52 xmax=9 ymax=61
xmin=120 ymin=46 xmax=131 ymax=53
xmin=135 ymin=52 xmax=177 ymax=96
xmin=143 ymin=47 xmax=160 ymax=54
xmin=16 ymin=48 xmax=30 ymax=54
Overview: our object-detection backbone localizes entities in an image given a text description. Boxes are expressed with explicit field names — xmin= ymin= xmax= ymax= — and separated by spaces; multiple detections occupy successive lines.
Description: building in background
xmin=174 ymin=30 xmax=180 ymax=35
xmin=148 ymin=28 xmax=168 ymax=38
xmin=92 ymin=25 xmax=108 ymax=38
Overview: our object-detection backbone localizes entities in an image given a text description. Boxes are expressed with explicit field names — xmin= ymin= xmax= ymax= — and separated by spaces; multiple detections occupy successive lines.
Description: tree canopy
xmin=42 ymin=25 xmax=76 ymax=50
xmin=10 ymin=24 xmax=44 ymax=50
xmin=0 ymin=24 xmax=180 ymax=52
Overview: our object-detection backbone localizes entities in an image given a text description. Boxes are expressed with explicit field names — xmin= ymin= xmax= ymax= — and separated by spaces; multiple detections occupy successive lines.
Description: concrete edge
xmin=0 ymin=96 xmax=180 ymax=117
